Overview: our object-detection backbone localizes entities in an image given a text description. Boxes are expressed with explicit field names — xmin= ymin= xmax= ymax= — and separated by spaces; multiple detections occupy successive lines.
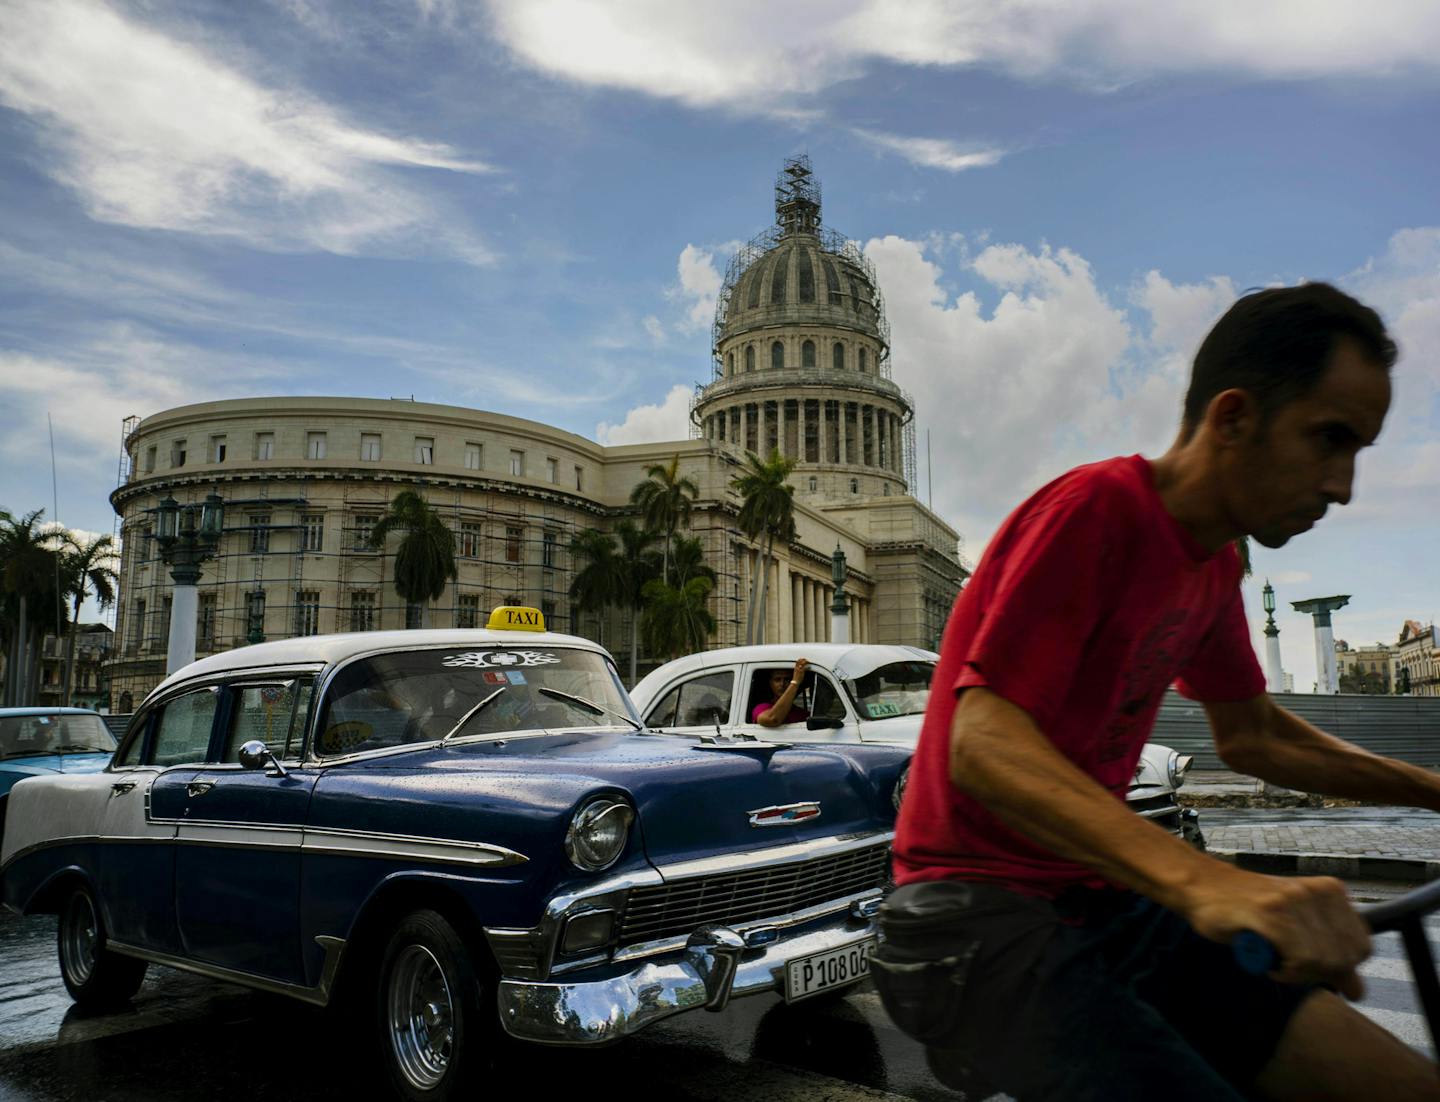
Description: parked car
xmin=1 ymin=610 xmax=907 ymax=1100
xmin=630 ymin=643 xmax=1203 ymax=847
xmin=0 ymin=707 xmax=117 ymax=850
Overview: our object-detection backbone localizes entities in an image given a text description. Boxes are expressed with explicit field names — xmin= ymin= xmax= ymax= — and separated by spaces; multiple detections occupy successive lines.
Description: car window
xmin=848 ymin=660 xmax=934 ymax=719
xmin=113 ymin=712 xmax=148 ymax=767
xmin=811 ymin=675 xmax=847 ymax=723
xmin=0 ymin=713 xmax=116 ymax=759
xmin=644 ymin=686 xmax=680 ymax=728
xmin=150 ymin=688 xmax=220 ymax=767
xmin=675 ymin=671 xmax=733 ymax=727
xmin=222 ymin=680 xmax=314 ymax=763
xmin=316 ymin=646 xmax=637 ymax=756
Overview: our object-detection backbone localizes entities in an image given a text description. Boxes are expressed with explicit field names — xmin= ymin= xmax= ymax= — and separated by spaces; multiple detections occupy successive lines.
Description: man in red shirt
xmin=879 ymin=283 xmax=1439 ymax=1100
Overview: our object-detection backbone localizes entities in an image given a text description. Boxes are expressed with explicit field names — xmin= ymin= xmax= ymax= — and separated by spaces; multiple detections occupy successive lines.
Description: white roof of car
xmin=152 ymin=629 xmax=612 ymax=695
xmin=630 ymin=643 xmax=937 ymax=704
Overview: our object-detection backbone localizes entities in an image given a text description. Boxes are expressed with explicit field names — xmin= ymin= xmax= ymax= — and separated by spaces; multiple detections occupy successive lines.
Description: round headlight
xmin=565 ymin=797 xmax=635 ymax=872
xmin=1166 ymin=751 xmax=1194 ymax=790
xmin=891 ymin=764 xmax=910 ymax=814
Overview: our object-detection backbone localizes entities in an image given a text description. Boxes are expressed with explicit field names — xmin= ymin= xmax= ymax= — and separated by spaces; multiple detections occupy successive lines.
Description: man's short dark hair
xmin=1182 ymin=282 xmax=1397 ymax=438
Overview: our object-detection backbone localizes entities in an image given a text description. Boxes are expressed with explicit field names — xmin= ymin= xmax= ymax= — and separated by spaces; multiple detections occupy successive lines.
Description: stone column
xmin=839 ymin=402 xmax=849 ymax=465
xmin=1292 ymin=596 xmax=1350 ymax=694
xmin=818 ymin=400 xmax=828 ymax=464
xmin=791 ymin=572 xmax=802 ymax=641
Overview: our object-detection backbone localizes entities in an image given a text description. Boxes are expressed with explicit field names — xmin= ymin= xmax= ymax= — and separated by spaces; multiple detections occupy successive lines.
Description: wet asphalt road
xmin=0 ymin=908 xmax=950 ymax=1102
xmin=1205 ymin=806 xmax=1439 ymax=830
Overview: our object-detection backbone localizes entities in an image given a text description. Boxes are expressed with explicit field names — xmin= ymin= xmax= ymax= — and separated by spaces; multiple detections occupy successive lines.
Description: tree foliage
xmin=369 ymin=490 xmax=458 ymax=620
xmin=629 ymin=456 xmax=698 ymax=585
xmin=731 ymin=449 xmax=798 ymax=645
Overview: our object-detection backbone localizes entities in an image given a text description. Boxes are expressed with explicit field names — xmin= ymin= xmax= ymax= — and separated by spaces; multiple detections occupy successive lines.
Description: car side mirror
xmin=806 ymin=716 xmax=843 ymax=731
xmin=238 ymin=739 xmax=290 ymax=777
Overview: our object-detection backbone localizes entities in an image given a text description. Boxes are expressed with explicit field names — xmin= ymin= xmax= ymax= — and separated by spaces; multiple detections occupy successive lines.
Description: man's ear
xmin=1204 ymin=388 xmax=1260 ymax=446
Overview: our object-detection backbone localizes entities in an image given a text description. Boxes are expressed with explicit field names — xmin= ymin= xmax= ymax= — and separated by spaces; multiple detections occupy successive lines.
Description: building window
xmin=255 ymin=432 xmax=274 ymax=460
xmin=144 ymin=445 xmax=157 ymax=473
xmin=833 ymin=342 xmax=845 ymax=371
xmin=415 ymin=437 xmax=434 ymax=465
xmin=159 ymin=596 xmax=173 ymax=649
xmin=541 ymin=599 xmax=557 ymax=627
xmin=464 ymin=442 xmax=482 ymax=470
xmin=245 ymin=590 xmax=265 ymax=641
xmin=745 ymin=345 xmax=755 ymax=372
xmin=542 ymin=530 xmax=558 ymax=569
xmin=802 ymin=340 xmax=815 ymax=369
xmin=850 ymin=478 xmax=859 ymax=494
xmin=353 ymin=514 xmax=378 ymax=551
xmin=307 ymin=432 xmax=326 ymax=460
xmin=546 ymin=457 xmax=558 ymax=483
xmin=808 ymin=476 xmax=817 ymax=491
xmin=459 ymin=521 xmax=481 ymax=558
xmin=505 ymin=526 xmax=523 ymax=563
xmin=295 ymin=590 xmax=320 ymax=636
xmin=131 ymin=598 xmax=146 ymax=653
xmin=505 ymin=594 xmax=523 ymax=607
xmin=210 ymin=435 xmax=227 ymax=463
xmin=509 ymin=450 xmax=524 ymax=477
xmin=859 ymin=348 xmax=868 ymax=373
xmin=770 ymin=341 xmax=784 ymax=370
xmin=574 ymin=466 xmax=584 ymax=491
xmin=360 ymin=433 xmax=381 ymax=461
xmin=171 ymin=439 xmax=187 ymax=467
xmin=457 ymin=593 xmax=480 ymax=629
xmin=349 ymin=590 xmax=376 ymax=632
xmin=141 ymin=525 xmax=154 ymax=561
xmin=883 ymin=482 xmax=891 ymax=496
xmin=197 ymin=593 xmax=217 ymax=649
xmin=726 ymin=352 xmax=733 ymax=375
xmin=249 ymin=514 xmax=271 ymax=554
xmin=302 ymin=513 xmax=324 ymax=552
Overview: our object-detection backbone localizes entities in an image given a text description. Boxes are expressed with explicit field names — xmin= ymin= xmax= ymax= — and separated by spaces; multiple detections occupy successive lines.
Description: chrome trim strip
xmin=652 ymin=829 xmax=891 ymax=882
xmin=107 ymin=934 xmax=346 ymax=1008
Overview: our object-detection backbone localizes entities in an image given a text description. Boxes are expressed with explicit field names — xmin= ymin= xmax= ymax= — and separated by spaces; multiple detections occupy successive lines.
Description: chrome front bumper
xmin=496 ymin=900 xmax=881 ymax=1045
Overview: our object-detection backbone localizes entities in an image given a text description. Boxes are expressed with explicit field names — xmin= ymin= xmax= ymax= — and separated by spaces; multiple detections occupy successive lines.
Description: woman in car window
xmin=752 ymin=659 xmax=810 ymax=727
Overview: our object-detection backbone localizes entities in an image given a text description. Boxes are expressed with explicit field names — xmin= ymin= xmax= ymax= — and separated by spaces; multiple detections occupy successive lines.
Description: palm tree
xmin=731 ymin=449 xmax=798 ymax=645
xmin=614 ymin=521 xmax=660 ymax=686
xmin=569 ymin=528 xmax=625 ymax=645
xmin=1 ymin=508 xmax=58 ymax=706
xmin=629 ymin=456 xmax=698 ymax=585
xmin=59 ymin=533 xmax=119 ymax=706
xmin=640 ymin=575 xmax=716 ymax=662
xmin=368 ymin=490 xmax=457 ymax=628
xmin=1236 ymin=535 xmax=1253 ymax=579
xmin=671 ymin=534 xmax=717 ymax=587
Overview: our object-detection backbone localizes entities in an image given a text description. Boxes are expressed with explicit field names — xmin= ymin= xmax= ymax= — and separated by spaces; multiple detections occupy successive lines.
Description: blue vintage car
xmin=0 ymin=707 xmax=117 ymax=850
xmin=1 ymin=608 xmax=906 ymax=1100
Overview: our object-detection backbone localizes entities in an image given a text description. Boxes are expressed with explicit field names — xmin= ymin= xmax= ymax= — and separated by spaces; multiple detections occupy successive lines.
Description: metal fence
xmin=1152 ymin=691 xmax=1440 ymax=770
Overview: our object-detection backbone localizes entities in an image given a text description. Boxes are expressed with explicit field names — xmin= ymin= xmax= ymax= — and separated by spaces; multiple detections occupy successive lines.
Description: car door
xmin=99 ymin=687 xmax=218 ymax=953
xmin=735 ymin=663 xmax=860 ymax=744
xmin=173 ymin=676 xmax=316 ymax=983
xmin=641 ymin=669 xmax=738 ymax=736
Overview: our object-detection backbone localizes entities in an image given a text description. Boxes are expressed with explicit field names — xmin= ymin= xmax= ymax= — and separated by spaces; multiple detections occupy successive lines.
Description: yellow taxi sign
xmin=486 ymin=605 xmax=546 ymax=632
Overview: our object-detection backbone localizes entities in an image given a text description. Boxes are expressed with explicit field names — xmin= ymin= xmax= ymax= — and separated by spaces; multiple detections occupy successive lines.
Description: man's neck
xmin=1148 ymin=440 xmax=1241 ymax=554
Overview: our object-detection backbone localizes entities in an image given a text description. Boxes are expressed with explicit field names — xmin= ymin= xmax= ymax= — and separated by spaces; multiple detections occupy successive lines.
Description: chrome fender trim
xmin=107 ymin=934 xmax=346 ymax=1007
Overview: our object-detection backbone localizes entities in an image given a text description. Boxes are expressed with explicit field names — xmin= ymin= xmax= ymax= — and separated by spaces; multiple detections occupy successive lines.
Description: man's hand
xmin=1180 ymin=865 xmax=1371 ymax=999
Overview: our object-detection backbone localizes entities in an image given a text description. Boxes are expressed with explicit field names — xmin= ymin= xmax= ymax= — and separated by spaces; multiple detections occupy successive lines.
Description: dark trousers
xmin=872 ymin=880 xmax=1315 ymax=1101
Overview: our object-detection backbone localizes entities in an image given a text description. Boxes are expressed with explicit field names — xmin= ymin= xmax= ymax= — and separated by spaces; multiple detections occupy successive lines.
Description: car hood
xmin=0 ymin=752 xmax=112 ymax=779
xmin=311 ymin=729 xmax=907 ymax=872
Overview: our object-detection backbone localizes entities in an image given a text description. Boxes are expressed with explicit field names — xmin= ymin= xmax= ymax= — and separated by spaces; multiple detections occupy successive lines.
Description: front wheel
xmin=57 ymin=884 xmax=147 ymax=1008
xmin=377 ymin=910 xmax=493 ymax=1102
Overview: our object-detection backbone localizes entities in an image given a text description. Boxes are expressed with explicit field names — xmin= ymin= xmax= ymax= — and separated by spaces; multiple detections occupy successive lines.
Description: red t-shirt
xmin=894 ymin=455 xmax=1264 ymax=897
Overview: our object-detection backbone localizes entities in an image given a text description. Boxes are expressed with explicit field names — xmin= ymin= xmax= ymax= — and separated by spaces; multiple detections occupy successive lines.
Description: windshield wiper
xmin=537 ymin=687 xmax=642 ymax=731
xmin=51 ymin=744 xmax=111 ymax=753
xmin=440 ymin=686 xmax=508 ymax=743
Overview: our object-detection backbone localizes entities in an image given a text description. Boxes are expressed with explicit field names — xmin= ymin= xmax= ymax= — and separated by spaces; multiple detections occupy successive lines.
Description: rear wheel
xmin=377 ymin=910 xmax=493 ymax=1102
xmin=57 ymin=884 xmax=147 ymax=1008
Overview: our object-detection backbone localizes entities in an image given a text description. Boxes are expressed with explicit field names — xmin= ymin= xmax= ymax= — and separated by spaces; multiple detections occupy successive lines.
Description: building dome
xmin=694 ymin=157 xmax=912 ymax=501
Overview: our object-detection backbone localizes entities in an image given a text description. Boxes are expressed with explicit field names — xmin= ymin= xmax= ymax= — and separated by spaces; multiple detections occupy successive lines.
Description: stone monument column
xmin=1292 ymin=595 xmax=1351 ymax=694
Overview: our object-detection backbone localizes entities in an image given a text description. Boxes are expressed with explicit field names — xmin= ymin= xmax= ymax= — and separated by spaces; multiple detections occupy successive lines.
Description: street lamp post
xmin=155 ymin=492 xmax=224 ymax=675
xmin=829 ymin=545 xmax=851 ymax=644
xmin=1261 ymin=580 xmax=1286 ymax=694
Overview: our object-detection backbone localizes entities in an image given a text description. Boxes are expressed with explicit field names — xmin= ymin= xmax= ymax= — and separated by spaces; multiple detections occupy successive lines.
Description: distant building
xmin=1334 ymin=639 xmax=1392 ymax=694
xmin=103 ymin=160 xmax=968 ymax=708
xmin=1394 ymin=621 xmax=1439 ymax=696
xmin=36 ymin=624 xmax=114 ymax=711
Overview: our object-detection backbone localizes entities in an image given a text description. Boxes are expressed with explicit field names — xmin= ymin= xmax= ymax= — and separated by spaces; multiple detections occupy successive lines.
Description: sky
xmin=0 ymin=0 xmax=1437 ymax=692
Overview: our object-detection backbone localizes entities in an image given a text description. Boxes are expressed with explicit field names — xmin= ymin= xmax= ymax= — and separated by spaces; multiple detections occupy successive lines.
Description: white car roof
xmin=630 ymin=643 xmax=937 ymax=705
xmin=152 ymin=629 xmax=613 ymax=695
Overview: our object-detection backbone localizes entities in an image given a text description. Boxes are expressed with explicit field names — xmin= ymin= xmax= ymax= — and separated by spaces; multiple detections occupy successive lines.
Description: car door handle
xmin=110 ymin=781 xmax=136 ymax=796
xmin=186 ymin=782 xmax=215 ymax=798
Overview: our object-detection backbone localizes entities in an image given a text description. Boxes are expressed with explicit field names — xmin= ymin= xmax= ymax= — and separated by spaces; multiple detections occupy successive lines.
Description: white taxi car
xmin=630 ymin=644 xmax=1202 ymax=846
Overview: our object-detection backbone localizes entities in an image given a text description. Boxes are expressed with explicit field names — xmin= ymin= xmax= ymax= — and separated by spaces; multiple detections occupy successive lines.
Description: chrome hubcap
xmin=387 ymin=945 xmax=454 ymax=1090
xmin=61 ymin=893 xmax=98 ymax=986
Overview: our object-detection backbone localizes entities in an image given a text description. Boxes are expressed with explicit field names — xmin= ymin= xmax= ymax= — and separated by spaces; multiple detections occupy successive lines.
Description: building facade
xmin=103 ymin=162 xmax=968 ymax=709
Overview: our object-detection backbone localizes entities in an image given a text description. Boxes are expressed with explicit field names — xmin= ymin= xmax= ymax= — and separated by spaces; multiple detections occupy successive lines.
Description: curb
xmin=1211 ymin=849 xmax=1440 ymax=883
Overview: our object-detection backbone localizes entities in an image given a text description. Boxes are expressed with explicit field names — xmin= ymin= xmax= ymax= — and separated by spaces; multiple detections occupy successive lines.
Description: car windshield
xmin=846 ymin=661 xmax=935 ymax=719
xmin=316 ymin=645 xmax=638 ymax=756
xmin=0 ymin=713 xmax=117 ymax=760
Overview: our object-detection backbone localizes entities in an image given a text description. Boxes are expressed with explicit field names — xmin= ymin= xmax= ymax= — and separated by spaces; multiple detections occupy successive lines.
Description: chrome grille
xmin=618 ymin=842 xmax=890 ymax=947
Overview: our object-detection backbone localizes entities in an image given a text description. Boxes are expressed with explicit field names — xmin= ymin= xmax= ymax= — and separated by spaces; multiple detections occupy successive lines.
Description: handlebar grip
xmin=1232 ymin=930 xmax=1279 ymax=975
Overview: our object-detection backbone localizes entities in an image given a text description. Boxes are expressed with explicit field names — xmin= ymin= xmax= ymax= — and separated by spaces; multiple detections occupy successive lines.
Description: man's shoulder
xmin=1016 ymin=455 xmax=1148 ymax=524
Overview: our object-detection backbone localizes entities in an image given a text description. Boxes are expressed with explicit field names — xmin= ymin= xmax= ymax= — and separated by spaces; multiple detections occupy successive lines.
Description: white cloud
xmin=851 ymin=129 xmax=1005 ymax=173
xmin=484 ymin=0 xmax=1440 ymax=112
xmin=643 ymin=315 xmax=666 ymax=343
xmin=595 ymin=384 xmax=693 ymax=446
xmin=0 ymin=0 xmax=496 ymax=262
xmin=669 ymin=242 xmax=739 ymax=334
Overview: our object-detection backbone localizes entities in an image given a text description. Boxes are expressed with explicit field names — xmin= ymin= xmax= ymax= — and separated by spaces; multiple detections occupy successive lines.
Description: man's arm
xmin=1207 ymin=694 xmax=1440 ymax=811
xmin=951 ymin=686 xmax=1371 ymax=997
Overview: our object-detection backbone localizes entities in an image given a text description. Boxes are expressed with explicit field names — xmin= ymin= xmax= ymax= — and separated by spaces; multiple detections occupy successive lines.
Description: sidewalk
xmin=1182 ymin=772 xmax=1440 ymax=881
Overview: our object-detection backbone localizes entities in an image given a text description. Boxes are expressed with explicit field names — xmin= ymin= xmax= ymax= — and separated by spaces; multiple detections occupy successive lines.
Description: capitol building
xmin=105 ymin=160 xmax=967 ymax=708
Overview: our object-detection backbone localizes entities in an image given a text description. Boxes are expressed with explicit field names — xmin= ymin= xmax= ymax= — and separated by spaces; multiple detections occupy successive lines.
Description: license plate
xmin=784 ymin=938 xmax=876 ymax=1002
